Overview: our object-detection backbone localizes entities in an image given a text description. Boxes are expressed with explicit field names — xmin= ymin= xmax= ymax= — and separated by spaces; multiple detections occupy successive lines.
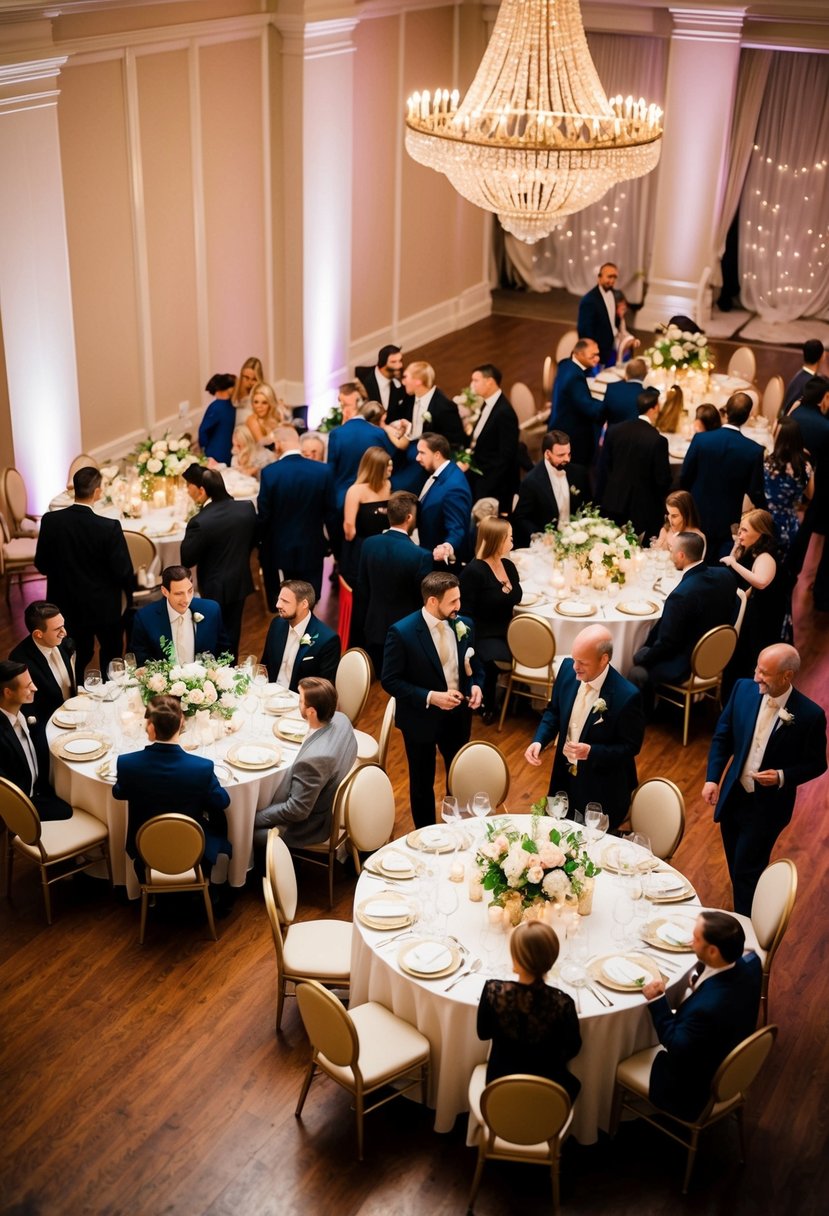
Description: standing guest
xmin=198 ymin=373 xmax=237 ymax=466
xmin=464 ymin=364 xmax=519 ymax=515
xmin=327 ymin=388 xmax=395 ymax=514
xmin=261 ymin=580 xmax=340 ymax=690
xmin=399 ymin=361 xmax=465 ymax=448
xmin=245 ymin=382 xmax=290 ymax=450
xmin=524 ymin=625 xmax=644 ymax=830
xmin=10 ymin=601 xmax=77 ymax=726
xmin=382 ymin=572 xmax=484 ymax=830
xmin=459 ymin=518 xmax=522 ymax=723
xmin=549 ymin=338 xmax=604 ymax=467
xmin=639 ymin=913 xmax=762 ymax=1119
xmin=252 ymin=678 xmax=357 ymax=849
xmin=598 ymin=389 xmax=671 ymax=542
xmin=356 ymin=491 xmax=432 ymax=674
xmin=180 ymin=469 xmax=256 ymax=659
xmin=512 ymin=431 xmax=590 ymax=548
xmin=35 ymin=466 xmax=133 ymax=677
xmin=340 ymin=447 xmax=392 ymax=588
xmin=652 ymin=490 xmax=706 ymax=554
xmin=577 ymin=262 xmax=620 ymax=366
xmin=763 ymin=417 xmax=813 ymax=562
xmin=231 ymin=356 xmax=264 ymax=423
xmin=130 ymin=565 xmax=225 ymax=666
xmin=354 ymin=345 xmax=411 ymax=422
xmin=782 ymin=339 xmax=825 ymax=414
xmin=721 ymin=509 xmax=789 ymax=684
xmin=694 ymin=402 xmax=722 ymax=433
xmin=230 ymin=426 xmax=275 ymax=479
xmin=787 ymin=377 xmax=829 ymax=563
xmin=415 ymin=433 xmax=473 ymax=564
xmin=702 ymin=644 xmax=827 ymax=913
xmin=603 ymin=357 xmax=648 ymax=426
xmin=299 ymin=432 xmax=326 ymax=462
xmin=0 ymin=660 xmax=72 ymax=820
xmin=258 ymin=427 xmax=333 ymax=605
xmin=477 ymin=920 xmax=581 ymax=1101
xmin=356 ymin=401 xmax=411 ymax=457
xmin=680 ymin=392 xmax=766 ymax=560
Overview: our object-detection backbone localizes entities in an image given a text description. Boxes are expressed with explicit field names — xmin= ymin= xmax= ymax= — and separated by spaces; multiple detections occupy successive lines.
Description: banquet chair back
xmin=467 ymin=1072 xmax=572 ymax=1215
xmin=727 ymin=346 xmax=757 ymax=384
xmin=616 ymin=333 xmax=637 ymax=362
xmin=0 ymin=776 xmax=111 ymax=924
xmin=266 ymin=822 xmax=299 ymax=922
xmin=135 ymin=813 xmax=216 ymax=944
xmin=377 ymin=696 xmax=396 ymax=772
xmin=761 ymin=375 xmax=785 ymax=423
xmin=123 ymin=530 xmax=160 ymax=601
xmin=294 ymin=979 xmax=430 ymax=1160
xmin=556 ymin=329 xmax=579 ymax=364
xmin=542 ymin=355 xmax=555 ymax=396
xmin=335 ymin=648 xmax=373 ymax=726
xmin=67 ymin=454 xmax=99 ymax=486
xmin=510 ymin=382 xmax=537 ymax=425
xmin=654 ymin=624 xmax=737 ymax=745
xmin=498 ymin=613 xmax=558 ymax=731
xmin=0 ymin=510 xmax=39 ymax=605
xmin=743 ymin=858 xmax=797 ymax=1025
xmin=343 ymin=763 xmax=395 ymax=872
xmin=1 ymin=467 xmax=39 ymax=537
xmin=628 ymin=778 xmax=685 ymax=860
xmin=289 ymin=768 xmax=355 ymax=907
xmin=448 ymin=741 xmax=510 ymax=813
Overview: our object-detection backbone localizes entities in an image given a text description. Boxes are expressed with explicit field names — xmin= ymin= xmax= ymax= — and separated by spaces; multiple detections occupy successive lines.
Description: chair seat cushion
xmin=616 ymin=1044 xmax=664 ymax=1095
xmin=14 ymin=808 xmax=108 ymax=862
xmin=283 ymin=920 xmax=351 ymax=980
xmin=354 ymin=730 xmax=379 ymax=763
xmin=467 ymin=1062 xmax=572 ymax=1155
xmin=320 ymin=1001 xmax=430 ymax=1089
xmin=146 ymin=867 xmax=202 ymax=886
xmin=3 ymin=538 xmax=37 ymax=560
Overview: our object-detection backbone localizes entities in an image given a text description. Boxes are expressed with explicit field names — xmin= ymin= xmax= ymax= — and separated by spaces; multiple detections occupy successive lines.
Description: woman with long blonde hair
xmin=232 ymin=356 xmax=264 ymax=421
xmin=245 ymin=382 xmax=291 ymax=448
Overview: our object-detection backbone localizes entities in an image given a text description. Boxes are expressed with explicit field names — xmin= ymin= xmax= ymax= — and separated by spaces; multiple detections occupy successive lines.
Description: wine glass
xmin=107 ymin=659 xmax=126 ymax=692
xmin=612 ymin=894 xmax=635 ymax=946
xmin=547 ymin=791 xmax=568 ymax=822
xmin=584 ymin=802 xmax=603 ymax=839
xmin=124 ymin=652 xmax=137 ymax=679
xmin=84 ymin=669 xmax=102 ymax=696
xmin=626 ymin=831 xmax=653 ymax=874
xmin=435 ymin=880 xmax=459 ymax=938
xmin=470 ymin=792 xmax=491 ymax=843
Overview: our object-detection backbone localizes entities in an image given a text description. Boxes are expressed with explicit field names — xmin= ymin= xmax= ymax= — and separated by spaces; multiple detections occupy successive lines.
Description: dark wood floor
xmin=1 ymin=309 xmax=827 ymax=1215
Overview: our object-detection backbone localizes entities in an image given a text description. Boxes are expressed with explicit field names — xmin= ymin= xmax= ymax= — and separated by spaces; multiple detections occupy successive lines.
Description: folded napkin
xmin=96 ymin=759 xmax=112 ymax=778
xmin=406 ymin=942 xmax=452 ymax=973
xmin=656 ymin=921 xmax=693 ymax=947
xmin=649 ymin=872 xmax=685 ymax=893
xmin=237 ymin=746 xmax=274 ymax=765
xmin=603 ymin=956 xmax=648 ymax=985
xmin=420 ymin=828 xmax=448 ymax=847
xmin=621 ymin=600 xmax=655 ymax=614
xmin=365 ymin=900 xmax=408 ymax=919
xmin=381 ymin=854 xmax=414 ymax=874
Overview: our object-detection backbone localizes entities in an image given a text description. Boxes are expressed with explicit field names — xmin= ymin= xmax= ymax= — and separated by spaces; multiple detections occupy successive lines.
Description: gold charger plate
xmin=589 ymin=952 xmax=662 ymax=992
xmin=519 ymin=592 xmax=543 ymax=607
xmin=617 ymin=600 xmax=660 ymax=617
xmin=50 ymin=732 xmax=111 ymax=763
xmin=601 ymin=846 xmax=660 ymax=874
xmin=554 ymin=600 xmax=597 ymax=618
xmin=397 ymin=938 xmax=461 ymax=980
xmin=642 ymin=917 xmax=696 ymax=953
xmin=264 ymin=693 xmax=300 ymax=716
xmin=368 ymin=850 xmax=417 ymax=880
xmin=406 ymin=827 xmax=456 ymax=854
xmin=226 ymin=742 xmax=283 ymax=771
xmin=644 ymin=872 xmax=694 ymax=903
xmin=63 ymin=694 xmax=91 ymax=713
xmin=356 ymin=892 xmax=415 ymax=931
xmin=52 ymin=709 xmax=88 ymax=730
xmin=275 ymin=716 xmax=309 ymax=743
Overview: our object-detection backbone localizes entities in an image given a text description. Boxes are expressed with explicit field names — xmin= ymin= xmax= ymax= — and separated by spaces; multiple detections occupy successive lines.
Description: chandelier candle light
xmin=405 ymin=0 xmax=663 ymax=243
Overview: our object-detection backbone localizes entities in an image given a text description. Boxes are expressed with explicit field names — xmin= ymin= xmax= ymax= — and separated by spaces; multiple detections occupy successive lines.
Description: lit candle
xmin=152 ymin=489 xmax=166 ymax=510
xmin=449 ymin=861 xmax=464 ymax=883
xmin=487 ymin=904 xmax=503 ymax=925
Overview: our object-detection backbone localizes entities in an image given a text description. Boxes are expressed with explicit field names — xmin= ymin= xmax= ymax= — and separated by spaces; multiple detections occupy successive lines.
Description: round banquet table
xmin=46 ymin=690 xmax=301 ymax=898
xmin=350 ymin=816 xmax=698 ymax=1145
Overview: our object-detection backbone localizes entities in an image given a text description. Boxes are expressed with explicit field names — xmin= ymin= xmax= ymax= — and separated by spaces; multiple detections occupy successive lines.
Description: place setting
xmin=363 ymin=849 xmax=418 ymax=881
xmin=225 ymin=741 xmax=285 ymax=772
xmin=49 ymin=732 xmax=113 ymax=764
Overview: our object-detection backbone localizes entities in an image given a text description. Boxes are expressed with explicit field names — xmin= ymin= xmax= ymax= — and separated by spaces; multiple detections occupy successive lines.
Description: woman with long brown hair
xmin=722 ymin=508 xmax=790 ymax=688
xmin=459 ymin=517 xmax=522 ymax=722
xmin=339 ymin=445 xmax=393 ymax=587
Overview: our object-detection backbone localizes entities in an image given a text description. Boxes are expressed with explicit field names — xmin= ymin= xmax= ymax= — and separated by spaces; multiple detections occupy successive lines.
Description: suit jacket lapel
xmin=560 ymin=666 xmax=580 ymax=732
xmin=414 ymin=615 xmax=447 ymax=685
xmin=734 ymin=687 xmax=763 ymax=771
xmin=291 ymin=615 xmax=317 ymax=683
xmin=0 ymin=713 xmax=28 ymax=774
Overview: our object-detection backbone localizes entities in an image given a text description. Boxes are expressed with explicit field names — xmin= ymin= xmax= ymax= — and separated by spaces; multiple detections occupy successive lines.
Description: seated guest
xmin=253 ymin=678 xmax=357 ymax=849
xmin=597 ymin=388 xmax=671 ymax=543
xmin=694 ymin=402 xmax=722 ymax=433
xmin=198 ymin=373 xmax=237 ymax=466
xmin=0 ymin=660 xmax=72 ymax=820
xmin=340 ymin=446 xmax=393 ymax=588
xmin=261 ymin=579 xmax=340 ymax=689
xmin=629 ymin=532 xmax=738 ymax=708
xmin=477 ymin=920 xmax=581 ymax=1101
xmin=10 ymin=601 xmax=77 ymax=726
xmin=113 ymin=694 xmax=230 ymax=887
xmin=603 ymin=357 xmax=648 ymax=426
xmin=230 ymin=425 xmax=275 ymax=479
xmin=652 ymin=490 xmax=706 ymax=555
xmin=131 ymin=565 xmax=226 ymax=666
xmin=721 ymin=509 xmax=789 ymax=690
xmin=459 ymin=518 xmax=522 ymax=723
xmin=512 ymin=430 xmax=590 ymax=548
xmin=245 ymin=382 xmax=291 ymax=450
xmin=640 ymin=912 xmax=761 ymax=1121
xmin=299 ymin=431 xmax=326 ymax=462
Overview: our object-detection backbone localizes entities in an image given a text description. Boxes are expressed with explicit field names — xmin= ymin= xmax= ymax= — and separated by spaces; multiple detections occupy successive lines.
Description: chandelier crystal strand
xmin=405 ymin=0 xmax=663 ymax=243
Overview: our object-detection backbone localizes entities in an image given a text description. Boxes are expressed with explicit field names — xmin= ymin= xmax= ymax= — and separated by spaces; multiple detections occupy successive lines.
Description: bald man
xmin=703 ymin=643 xmax=827 ymax=913
xmin=525 ymin=625 xmax=645 ymax=829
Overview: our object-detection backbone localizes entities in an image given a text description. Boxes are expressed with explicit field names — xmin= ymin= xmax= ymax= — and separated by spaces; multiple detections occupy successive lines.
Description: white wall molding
xmin=122 ymin=46 xmax=153 ymax=431
xmin=56 ymin=12 xmax=270 ymax=65
xmin=350 ymin=280 xmax=492 ymax=374
xmin=188 ymin=40 xmax=209 ymax=394
xmin=669 ymin=6 xmax=746 ymax=44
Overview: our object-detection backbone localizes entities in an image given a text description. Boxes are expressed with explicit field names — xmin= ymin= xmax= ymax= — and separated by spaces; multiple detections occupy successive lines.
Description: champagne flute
xmin=124 ymin=652 xmax=137 ymax=679
xmin=470 ymin=792 xmax=491 ymax=844
xmin=435 ymin=880 xmax=459 ymax=939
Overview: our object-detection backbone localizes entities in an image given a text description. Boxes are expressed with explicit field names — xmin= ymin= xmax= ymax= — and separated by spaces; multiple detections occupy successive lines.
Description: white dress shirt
xmin=35 ymin=640 xmax=72 ymax=698
xmin=681 ymin=959 xmax=735 ymax=1003
xmin=411 ymin=387 xmax=436 ymax=440
xmin=374 ymin=370 xmax=393 ymax=412
xmin=471 ymin=391 xmax=501 ymax=445
xmin=422 ymin=607 xmax=460 ymax=698
xmin=418 ymin=458 xmax=448 ymax=502
xmin=166 ymin=604 xmax=195 ymax=665
xmin=600 ymin=285 xmax=618 ymax=336
xmin=566 ymin=664 xmax=611 ymax=744
xmin=739 ymin=686 xmax=793 ymax=792
xmin=545 ymin=462 xmax=572 ymax=526
xmin=277 ymin=612 xmax=312 ymax=689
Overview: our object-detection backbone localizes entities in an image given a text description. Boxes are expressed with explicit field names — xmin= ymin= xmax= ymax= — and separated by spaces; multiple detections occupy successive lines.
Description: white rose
xmin=219 ymin=692 xmax=236 ymax=709
xmin=682 ymin=331 xmax=693 ymax=341
xmin=652 ymin=351 xmax=664 ymax=366
xmin=669 ymin=345 xmax=684 ymax=362
xmin=542 ymin=870 xmax=572 ymax=900
xmin=182 ymin=662 xmax=206 ymax=679
xmin=571 ymin=530 xmax=589 ymax=545
xmin=137 ymin=451 xmax=149 ymax=465
xmin=179 ymin=439 xmax=191 ymax=451
xmin=696 ymin=333 xmax=707 ymax=346
xmin=527 ymin=865 xmax=544 ymax=885
xmin=187 ymin=687 xmax=205 ymax=705
xmin=152 ymin=440 xmax=168 ymax=453
xmin=169 ymin=681 xmax=187 ymax=696
xmin=203 ymin=681 xmax=217 ymax=704
xmin=169 ymin=665 xmax=184 ymax=681
xmin=148 ymin=673 xmax=167 ymax=692
xmin=146 ymin=458 xmax=163 ymax=474
xmin=215 ymin=668 xmax=235 ymax=691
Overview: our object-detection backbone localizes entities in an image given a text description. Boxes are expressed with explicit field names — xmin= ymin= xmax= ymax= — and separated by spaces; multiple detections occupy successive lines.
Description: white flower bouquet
xmin=132 ymin=431 xmax=200 ymax=494
xmin=136 ymin=639 xmax=250 ymax=719
xmin=476 ymin=812 xmax=601 ymax=920
xmin=547 ymin=506 xmax=638 ymax=584
xmin=644 ymin=323 xmax=713 ymax=371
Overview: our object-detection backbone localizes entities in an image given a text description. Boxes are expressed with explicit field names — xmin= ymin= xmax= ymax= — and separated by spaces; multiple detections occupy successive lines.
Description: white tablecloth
xmin=350 ymin=817 xmax=696 ymax=1144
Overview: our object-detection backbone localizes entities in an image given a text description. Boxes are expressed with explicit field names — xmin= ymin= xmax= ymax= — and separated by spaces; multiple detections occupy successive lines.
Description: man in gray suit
xmin=253 ymin=677 xmax=357 ymax=848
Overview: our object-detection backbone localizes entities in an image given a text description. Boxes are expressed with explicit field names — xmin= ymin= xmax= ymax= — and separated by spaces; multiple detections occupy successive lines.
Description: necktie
xmin=436 ymin=621 xmax=451 ymax=667
xmin=49 ymin=648 xmax=70 ymax=698
xmin=741 ymin=696 xmax=781 ymax=791
xmin=174 ymin=614 xmax=185 ymax=661
xmin=689 ymin=961 xmax=705 ymax=989
xmin=419 ymin=474 xmax=436 ymax=501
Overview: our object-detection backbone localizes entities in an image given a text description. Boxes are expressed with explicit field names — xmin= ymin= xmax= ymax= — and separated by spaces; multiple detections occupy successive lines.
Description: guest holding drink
xmin=721 ymin=509 xmax=789 ymax=688
xmin=230 ymin=426 xmax=275 ymax=480
xmin=459 ymin=518 xmax=522 ymax=723
xmin=245 ymin=383 xmax=291 ymax=450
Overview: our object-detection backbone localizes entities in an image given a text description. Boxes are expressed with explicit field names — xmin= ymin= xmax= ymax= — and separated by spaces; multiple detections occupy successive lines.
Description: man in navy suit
xmin=327 ymin=394 xmax=396 ymax=519
xmin=356 ymin=492 xmax=433 ymax=674
xmin=355 ymin=344 xmax=411 ymax=422
xmin=113 ymin=694 xmax=230 ymax=885
xmin=550 ymin=339 xmax=604 ymax=466
xmin=603 ymin=358 xmax=649 ymax=427
xmin=512 ymin=431 xmax=591 ymax=548
xmin=10 ymin=601 xmax=77 ymax=727
xmin=261 ymin=579 xmax=340 ymax=689
xmin=382 ymin=572 xmax=484 ymax=829
xmin=629 ymin=532 xmax=738 ymax=708
xmin=131 ymin=566 xmax=226 ymax=666
xmin=782 ymin=339 xmax=824 ymax=414
xmin=598 ymin=388 xmax=671 ymax=541
xmin=640 ymin=912 xmax=762 ymax=1120
xmin=680 ymin=392 xmax=766 ymax=560
xmin=0 ymin=660 xmax=72 ymax=820
xmin=257 ymin=427 xmax=334 ymax=605
xmin=391 ymin=361 xmax=466 ymax=494
xmin=464 ymin=364 xmax=520 ymax=514
xmin=415 ymin=433 xmax=473 ymax=563
xmin=577 ymin=263 xmax=620 ymax=366
xmin=525 ymin=625 xmax=645 ymax=830
xmin=702 ymin=643 xmax=827 ymax=913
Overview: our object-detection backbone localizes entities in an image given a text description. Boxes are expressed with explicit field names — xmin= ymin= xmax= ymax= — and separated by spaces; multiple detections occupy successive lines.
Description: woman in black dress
xmin=339 ymin=446 xmax=392 ymax=588
xmin=721 ymin=508 xmax=789 ymax=693
xmin=459 ymin=517 xmax=522 ymax=723
xmin=477 ymin=920 xmax=581 ymax=1101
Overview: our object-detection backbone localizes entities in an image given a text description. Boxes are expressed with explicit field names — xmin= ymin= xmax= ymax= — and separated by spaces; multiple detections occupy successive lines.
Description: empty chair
xmin=448 ymin=740 xmax=510 ymax=814
xmin=555 ymin=329 xmax=579 ymax=365
xmin=335 ymin=647 xmax=377 ymax=764
xmin=294 ymin=978 xmax=430 ymax=1160
xmin=466 ymin=1069 xmax=573 ymax=1215
xmin=0 ymin=467 xmax=40 ymax=537
xmin=135 ymin=813 xmax=217 ymax=943
xmin=0 ymin=777 xmax=111 ymax=924
xmin=123 ymin=530 xmax=160 ymax=600
xmin=263 ymin=830 xmax=351 ymax=1032
xmin=542 ymin=355 xmax=555 ymax=397
xmin=498 ymin=613 xmax=559 ymax=731
xmin=732 ymin=858 xmax=797 ymax=1025
xmin=377 ymin=696 xmax=396 ymax=773
xmin=654 ymin=625 xmax=737 ymax=746
xmin=0 ymin=510 xmax=39 ymax=605
xmin=343 ymin=763 xmax=396 ymax=872
xmin=288 ymin=768 xmax=354 ymax=907
xmin=628 ymin=778 xmax=685 ymax=860
xmin=727 ymin=346 xmax=757 ymax=384
xmin=67 ymin=454 xmax=99 ymax=486
xmin=612 ymin=1025 xmax=777 ymax=1193
xmin=761 ymin=375 xmax=785 ymax=424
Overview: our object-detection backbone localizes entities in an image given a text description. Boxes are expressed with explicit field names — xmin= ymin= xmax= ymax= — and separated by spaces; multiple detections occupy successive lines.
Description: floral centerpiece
xmin=476 ymin=811 xmax=601 ymax=922
xmin=317 ymin=404 xmax=342 ymax=433
xmin=546 ymin=506 xmax=638 ymax=585
xmin=136 ymin=639 xmax=250 ymax=719
xmin=132 ymin=431 xmax=200 ymax=500
xmin=644 ymin=323 xmax=713 ymax=372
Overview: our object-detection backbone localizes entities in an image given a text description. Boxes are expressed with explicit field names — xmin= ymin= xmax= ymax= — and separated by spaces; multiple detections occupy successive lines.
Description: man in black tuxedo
xmin=628 ymin=532 xmax=738 ymax=708
xmin=598 ymin=388 xmax=672 ymax=541
xmin=261 ymin=580 xmax=341 ymax=689
xmin=577 ymin=262 xmax=619 ymax=366
xmin=181 ymin=468 xmax=256 ymax=659
xmin=390 ymin=361 xmax=466 ymax=494
xmin=680 ymin=392 xmax=766 ymax=560
xmin=10 ymin=601 xmax=77 ymax=727
xmin=603 ymin=357 xmax=648 ymax=426
xmin=34 ymin=466 xmax=133 ymax=677
xmin=355 ymin=344 xmax=411 ymax=421
xmin=465 ymin=364 xmax=519 ymax=514
xmin=356 ymin=491 xmax=433 ymax=674
xmin=789 ymin=377 xmax=829 ymax=604
xmin=512 ymin=431 xmax=591 ymax=548
xmin=782 ymin=338 xmax=824 ymax=414
xmin=0 ymin=660 xmax=72 ymax=821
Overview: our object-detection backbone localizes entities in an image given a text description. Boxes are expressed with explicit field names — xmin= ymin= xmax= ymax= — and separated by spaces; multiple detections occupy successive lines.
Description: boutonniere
xmin=454 ymin=620 xmax=470 ymax=641
xmin=192 ymin=612 xmax=204 ymax=624
xmin=569 ymin=485 xmax=581 ymax=497
xmin=27 ymin=716 xmax=38 ymax=727
xmin=300 ymin=632 xmax=317 ymax=648
xmin=777 ymin=708 xmax=794 ymax=726
xmin=422 ymin=410 xmax=432 ymax=425
xmin=592 ymin=698 xmax=607 ymax=725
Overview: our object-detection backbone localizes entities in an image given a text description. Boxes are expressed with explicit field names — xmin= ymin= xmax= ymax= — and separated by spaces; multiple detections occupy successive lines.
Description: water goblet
xmin=124 ymin=652 xmax=137 ymax=677
xmin=547 ymin=791 xmax=568 ymax=822
xmin=584 ymin=802 xmax=603 ymax=841
xmin=470 ymin=791 xmax=491 ymax=842
xmin=612 ymin=894 xmax=635 ymax=946
xmin=107 ymin=659 xmax=126 ymax=694
xmin=435 ymin=880 xmax=459 ymax=939
xmin=84 ymin=668 xmax=102 ymax=697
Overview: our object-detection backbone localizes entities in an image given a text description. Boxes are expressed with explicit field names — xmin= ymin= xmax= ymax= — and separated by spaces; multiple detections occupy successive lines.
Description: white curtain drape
xmin=739 ymin=52 xmax=829 ymax=323
xmin=501 ymin=33 xmax=667 ymax=304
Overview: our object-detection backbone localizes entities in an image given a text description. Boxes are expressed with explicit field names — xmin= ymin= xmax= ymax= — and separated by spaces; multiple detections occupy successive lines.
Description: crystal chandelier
xmin=405 ymin=0 xmax=663 ymax=244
